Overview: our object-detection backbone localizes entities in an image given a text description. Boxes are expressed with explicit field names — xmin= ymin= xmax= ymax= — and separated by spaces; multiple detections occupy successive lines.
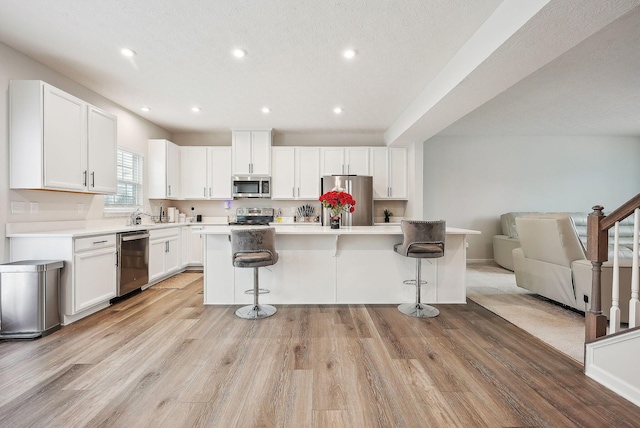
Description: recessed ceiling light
xmin=192 ymin=106 xmax=201 ymax=113
xmin=233 ymin=49 xmax=247 ymax=58
xmin=333 ymin=107 xmax=343 ymax=114
xmin=261 ymin=107 xmax=270 ymax=114
xmin=141 ymin=106 xmax=150 ymax=112
xmin=343 ymin=49 xmax=356 ymax=59
xmin=121 ymin=48 xmax=136 ymax=57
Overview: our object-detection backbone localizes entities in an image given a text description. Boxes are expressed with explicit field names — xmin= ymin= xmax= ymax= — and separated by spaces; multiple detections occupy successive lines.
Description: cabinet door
xmin=149 ymin=238 xmax=166 ymax=282
xmin=320 ymin=147 xmax=345 ymax=175
xmin=271 ymin=147 xmax=295 ymax=199
xmin=87 ymin=105 xmax=117 ymax=194
xmin=296 ymin=147 xmax=320 ymax=199
xmin=181 ymin=227 xmax=190 ymax=268
xmin=165 ymin=235 xmax=181 ymax=274
xmin=182 ymin=147 xmax=208 ymax=199
xmin=232 ymin=131 xmax=252 ymax=174
xmin=43 ymin=84 xmax=87 ymax=191
xmin=208 ymin=147 xmax=232 ymax=199
xmin=166 ymin=141 xmax=181 ymax=199
xmin=74 ymin=247 xmax=117 ymax=313
xmin=388 ymin=148 xmax=408 ymax=199
xmin=345 ymin=147 xmax=370 ymax=175
xmin=250 ymin=131 xmax=271 ymax=175
xmin=370 ymin=147 xmax=390 ymax=199
xmin=189 ymin=227 xmax=204 ymax=265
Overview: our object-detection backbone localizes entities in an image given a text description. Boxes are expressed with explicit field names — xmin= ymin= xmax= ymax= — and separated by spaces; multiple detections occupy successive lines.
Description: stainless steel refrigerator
xmin=321 ymin=175 xmax=373 ymax=226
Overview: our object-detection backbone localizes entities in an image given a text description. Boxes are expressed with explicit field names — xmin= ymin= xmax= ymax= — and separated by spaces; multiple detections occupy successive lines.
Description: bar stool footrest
xmin=402 ymin=279 xmax=427 ymax=286
xmin=244 ymin=288 xmax=271 ymax=295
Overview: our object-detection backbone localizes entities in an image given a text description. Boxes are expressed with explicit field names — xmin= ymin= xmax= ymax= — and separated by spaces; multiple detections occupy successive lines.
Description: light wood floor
xmin=1 ymin=276 xmax=640 ymax=427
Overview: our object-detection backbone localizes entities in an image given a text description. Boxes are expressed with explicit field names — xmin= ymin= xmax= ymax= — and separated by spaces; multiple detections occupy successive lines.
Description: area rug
xmin=466 ymin=263 xmax=586 ymax=363
xmin=151 ymin=272 xmax=203 ymax=290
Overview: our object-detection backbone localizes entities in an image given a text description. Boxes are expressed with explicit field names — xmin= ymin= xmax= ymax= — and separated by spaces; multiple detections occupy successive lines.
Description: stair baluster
xmin=630 ymin=208 xmax=640 ymax=328
xmin=610 ymin=222 xmax=621 ymax=334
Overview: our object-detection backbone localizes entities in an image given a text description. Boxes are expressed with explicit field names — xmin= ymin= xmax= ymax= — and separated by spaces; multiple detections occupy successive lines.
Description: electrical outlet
xmin=30 ymin=202 xmax=38 ymax=214
xmin=77 ymin=203 xmax=84 ymax=213
xmin=11 ymin=201 xmax=25 ymax=214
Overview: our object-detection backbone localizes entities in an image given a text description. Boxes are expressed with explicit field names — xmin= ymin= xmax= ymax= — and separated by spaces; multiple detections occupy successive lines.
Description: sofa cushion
xmin=515 ymin=214 xmax=586 ymax=267
xmin=500 ymin=212 xmax=538 ymax=238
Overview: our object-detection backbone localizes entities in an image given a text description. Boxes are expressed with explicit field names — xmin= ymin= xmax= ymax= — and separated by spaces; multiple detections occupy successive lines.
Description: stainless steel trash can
xmin=0 ymin=260 xmax=64 ymax=339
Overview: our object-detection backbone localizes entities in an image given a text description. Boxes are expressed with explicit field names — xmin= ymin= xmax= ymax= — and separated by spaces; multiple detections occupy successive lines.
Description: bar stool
xmin=394 ymin=220 xmax=446 ymax=318
xmin=231 ymin=227 xmax=278 ymax=319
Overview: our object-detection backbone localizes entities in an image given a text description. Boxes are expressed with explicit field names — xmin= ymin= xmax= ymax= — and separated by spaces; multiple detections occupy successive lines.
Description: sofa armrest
xmin=493 ymin=235 xmax=520 ymax=271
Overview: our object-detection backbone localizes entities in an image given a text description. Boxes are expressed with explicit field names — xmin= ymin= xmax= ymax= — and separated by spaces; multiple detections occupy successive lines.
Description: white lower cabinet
xmin=149 ymin=228 xmax=181 ymax=282
xmin=9 ymin=233 xmax=117 ymax=325
xmin=189 ymin=226 xmax=204 ymax=266
xmin=74 ymin=241 xmax=117 ymax=313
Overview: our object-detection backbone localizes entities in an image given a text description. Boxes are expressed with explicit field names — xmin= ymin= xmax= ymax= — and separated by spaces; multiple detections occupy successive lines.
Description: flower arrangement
xmin=319 ymin=189 xmax=356 ymax=218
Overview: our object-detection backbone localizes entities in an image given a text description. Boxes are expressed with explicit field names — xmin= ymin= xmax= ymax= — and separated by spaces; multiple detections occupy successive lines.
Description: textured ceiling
xmin=0 ymin=0 xmax=638 ymax=141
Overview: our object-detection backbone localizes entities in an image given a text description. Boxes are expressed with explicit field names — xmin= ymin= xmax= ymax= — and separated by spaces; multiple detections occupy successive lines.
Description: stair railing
xmin=586 ymin=192 xmax=640 ymax=342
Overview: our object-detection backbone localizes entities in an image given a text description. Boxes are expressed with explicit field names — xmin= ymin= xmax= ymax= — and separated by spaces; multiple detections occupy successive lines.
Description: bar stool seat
xmin=231 ymin=227 xmax=278 ymax=319
xmin=394 ymin=220 xmax=446 ymax=318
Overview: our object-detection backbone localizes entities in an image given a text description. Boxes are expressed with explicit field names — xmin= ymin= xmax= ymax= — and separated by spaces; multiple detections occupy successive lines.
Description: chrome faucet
xmin=129 ymin=208 xmax=150 ymax=225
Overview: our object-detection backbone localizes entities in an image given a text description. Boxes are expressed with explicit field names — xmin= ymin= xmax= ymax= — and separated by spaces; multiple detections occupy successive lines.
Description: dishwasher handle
xmin=120 ymin=232 xmax=149 ymax=242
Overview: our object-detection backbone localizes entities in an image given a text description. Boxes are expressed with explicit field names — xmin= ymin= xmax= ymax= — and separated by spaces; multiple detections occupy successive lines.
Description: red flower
xmin=319 ymin=190 xmax=356 ymax=217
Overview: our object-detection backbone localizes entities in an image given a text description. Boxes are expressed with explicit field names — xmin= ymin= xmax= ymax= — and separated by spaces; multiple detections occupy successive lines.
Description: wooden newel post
xmin=586 ymin=205 xmax=608 ymax=342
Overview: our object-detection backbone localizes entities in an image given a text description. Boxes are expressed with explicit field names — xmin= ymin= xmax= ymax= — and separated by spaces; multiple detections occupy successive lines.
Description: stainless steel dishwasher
xmin=117 ymin=230 xmax=149 ymax=297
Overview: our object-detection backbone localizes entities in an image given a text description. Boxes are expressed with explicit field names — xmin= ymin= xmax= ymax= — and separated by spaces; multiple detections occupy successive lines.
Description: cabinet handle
xmin=341 ymin=164 xmax=345 ymax=174
xmin=168 ymin=185 xmax=171 ymax=196
xmin=292 ymin=187 xmax=295 ymax=198
xmin=93 ymin=240 xmax=108 ymax=245
xmin=297 ymin=187 xmax=300 ymax=197
xmin=165 ymin=241 xmax=169 ymax=253
xmin=91 ymin=171 xmax=95 ymax=187
xmin=83 ymin=170 xmax=87 ymax=186
xmin=204 ymin=187 xmax=207 ymax=197
xmin=209 ymin=187 xmax=212 ymax=197
xmin=115 ymin=251 xmax=119 ymax=267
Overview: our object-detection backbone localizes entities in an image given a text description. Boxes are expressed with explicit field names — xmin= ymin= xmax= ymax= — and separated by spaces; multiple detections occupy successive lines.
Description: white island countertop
xmin=197 ymin=225 xmax=480 ymax=236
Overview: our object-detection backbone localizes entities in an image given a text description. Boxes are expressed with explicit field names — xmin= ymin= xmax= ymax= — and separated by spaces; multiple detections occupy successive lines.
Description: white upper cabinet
xmin=371 ymin=147 xmax=408 ymax=200
xmin=87 ymin=106 xmax=117 ymax=193
xmin=232 ymin=129 xmax=272 ymax=175
xmin=271 ymin=147 xmax=295 ymax=199
xmin=320 ymin=147 xmax=369 ymax=176
xmin=208 ymin=147 xmax=233 ymax=199
xmin=296 ymin=147 xmax=321 ymax=199
xmin=148 ymin=139 xmax=181 ymax=199
xmin=181 ymin=146 xmax=232 ymax=200
xmin=9 ymin=80 xmax=117 ymax=193
xmin=271 ymin=147 xmax=320 ymax=200
xmin=181 ymin=147 xmax=208 ymax=199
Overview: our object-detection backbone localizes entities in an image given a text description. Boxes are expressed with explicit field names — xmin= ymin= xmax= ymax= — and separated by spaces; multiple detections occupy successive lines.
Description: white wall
xmin=0 ymin=42 xmax=171 ymax=262
xmin=423 ymin=135 xmax=640 ymax=261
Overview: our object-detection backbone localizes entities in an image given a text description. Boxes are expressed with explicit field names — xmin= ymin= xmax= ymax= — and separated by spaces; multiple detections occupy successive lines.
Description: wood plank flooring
xmin=1 ymin=276 xmax=640 ymax=427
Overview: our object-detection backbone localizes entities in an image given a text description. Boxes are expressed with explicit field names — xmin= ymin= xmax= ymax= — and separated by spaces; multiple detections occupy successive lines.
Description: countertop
xmin=6 ymin=220 xmax=480 ymax=238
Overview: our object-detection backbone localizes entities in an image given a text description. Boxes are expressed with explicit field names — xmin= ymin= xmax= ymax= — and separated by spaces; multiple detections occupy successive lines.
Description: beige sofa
xmin=512 ymin=214 xmax=633 ymax=322
xmin=493 ymin=211 xmax=636 ymax=271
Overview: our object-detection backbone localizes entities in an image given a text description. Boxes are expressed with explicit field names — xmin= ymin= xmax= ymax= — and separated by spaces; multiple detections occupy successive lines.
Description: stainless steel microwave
xmin=232 ymin=176 xmax=270 ymax=198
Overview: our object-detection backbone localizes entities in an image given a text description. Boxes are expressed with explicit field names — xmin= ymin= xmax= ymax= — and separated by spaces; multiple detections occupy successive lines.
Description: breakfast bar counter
xmin=197 ymin=225 xmax=480 ymax=305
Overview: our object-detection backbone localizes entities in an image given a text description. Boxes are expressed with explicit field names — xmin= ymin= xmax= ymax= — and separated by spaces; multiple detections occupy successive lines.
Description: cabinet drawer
xmin=150 ymin=227 xmax=181 ymax=241
xmin=74 ymin=234 xmax=116 ymax=252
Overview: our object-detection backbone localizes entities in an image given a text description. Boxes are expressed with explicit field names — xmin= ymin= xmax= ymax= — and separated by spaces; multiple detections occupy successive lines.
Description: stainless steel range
xmin=228 ymin=207 xmax=274 ymax=225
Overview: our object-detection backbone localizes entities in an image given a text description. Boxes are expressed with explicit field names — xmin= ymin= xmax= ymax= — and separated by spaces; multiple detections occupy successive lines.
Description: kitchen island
xmin=198 ymin=225 xmax=480 ymax=305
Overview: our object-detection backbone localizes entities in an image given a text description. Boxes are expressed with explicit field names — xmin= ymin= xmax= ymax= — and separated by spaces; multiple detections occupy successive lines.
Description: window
xmin=104 ymin=148 xmax=143 ymax=212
